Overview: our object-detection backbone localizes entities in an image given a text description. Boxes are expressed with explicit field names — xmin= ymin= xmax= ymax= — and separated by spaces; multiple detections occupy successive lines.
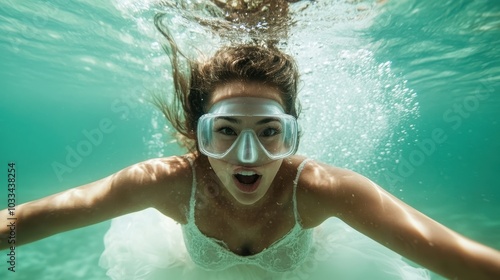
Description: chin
xmin=230 ymin=187 xmax=268 ymax=205
xmin=234 ymin=195 xmax=263 ymax=206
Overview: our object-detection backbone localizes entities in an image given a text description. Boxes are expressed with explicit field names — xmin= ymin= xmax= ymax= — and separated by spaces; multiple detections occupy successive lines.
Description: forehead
xmin=208 ymin=96 xmax=285 ymax=115
xmin=208 ymin=81 xmax=284 ymax=109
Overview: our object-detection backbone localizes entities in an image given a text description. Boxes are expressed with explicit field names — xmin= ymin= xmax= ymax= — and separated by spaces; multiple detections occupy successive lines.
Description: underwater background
xmin=1 ymin=0 xmax=499 ymax=279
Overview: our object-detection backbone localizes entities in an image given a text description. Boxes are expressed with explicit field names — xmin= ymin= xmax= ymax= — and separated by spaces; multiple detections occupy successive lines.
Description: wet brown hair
xmin=153 ymin=13 xmax=301 ymax=151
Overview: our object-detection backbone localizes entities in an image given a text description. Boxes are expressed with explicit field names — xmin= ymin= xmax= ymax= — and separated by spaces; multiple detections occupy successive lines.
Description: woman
xmin=2 ymin=19 xmax=500 ymax=280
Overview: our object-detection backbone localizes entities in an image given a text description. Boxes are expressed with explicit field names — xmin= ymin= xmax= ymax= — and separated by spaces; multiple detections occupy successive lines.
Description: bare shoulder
xmin=295 ymin=157 xmax=418 ymax=230
xmin=292 ymin=157 xmax=376 ymax=228
xmin=112 ymin=154 xmax=194 ymax=223
xmin=126 ymin=155 xmax=193 ymax=183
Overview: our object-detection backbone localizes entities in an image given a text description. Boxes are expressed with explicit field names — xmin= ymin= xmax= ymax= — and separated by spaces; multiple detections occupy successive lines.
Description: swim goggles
xmin=197 ymin=97 xmax=298 ymax=165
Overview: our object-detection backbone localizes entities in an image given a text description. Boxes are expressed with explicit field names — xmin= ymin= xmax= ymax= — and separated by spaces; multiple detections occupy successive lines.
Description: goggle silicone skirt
xmin=196 ymin=98 xmax=298 ymax=164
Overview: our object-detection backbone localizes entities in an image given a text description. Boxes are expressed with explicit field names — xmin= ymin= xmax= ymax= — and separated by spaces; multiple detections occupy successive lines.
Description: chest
xmin=193 ymin=196 xmax=296 ymax=256
xmin=181 ymin=207 xmax=313 ymax=272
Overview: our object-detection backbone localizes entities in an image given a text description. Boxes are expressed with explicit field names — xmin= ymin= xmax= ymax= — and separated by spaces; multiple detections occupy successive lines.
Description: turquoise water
xmin=1 ymin=0 xmax=499 ymax=279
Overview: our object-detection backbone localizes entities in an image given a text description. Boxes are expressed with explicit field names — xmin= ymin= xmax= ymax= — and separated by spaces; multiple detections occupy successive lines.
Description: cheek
xmin=208 ymin=158 xmax=232 ymax=183
xmin=263 ymin=160 xmax=283 ymax=179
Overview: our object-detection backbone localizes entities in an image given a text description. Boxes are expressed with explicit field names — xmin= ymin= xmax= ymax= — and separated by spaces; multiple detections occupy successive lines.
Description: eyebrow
xmin=256 ymin=117 xmax=281 ymax=125
xmin=214 ymin=116 xmax=281 ymax=125
xmin=215 ymin=116 xmax=241 ymax=124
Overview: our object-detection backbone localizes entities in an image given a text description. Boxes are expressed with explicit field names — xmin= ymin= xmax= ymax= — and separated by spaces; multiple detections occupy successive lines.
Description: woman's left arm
xmin=308 ymin=163 xmax=500 ymax=279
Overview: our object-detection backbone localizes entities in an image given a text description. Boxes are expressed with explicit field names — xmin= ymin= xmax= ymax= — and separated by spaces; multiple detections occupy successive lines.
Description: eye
xmin=260 ymin=127 xmax=281 ymax=137
xmin=217 ymin=127 xmax=237 ymax=136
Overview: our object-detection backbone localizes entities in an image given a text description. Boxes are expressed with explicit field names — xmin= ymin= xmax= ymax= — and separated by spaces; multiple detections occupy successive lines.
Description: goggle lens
xmin=197 ymin=114 xmax=298 ymax=162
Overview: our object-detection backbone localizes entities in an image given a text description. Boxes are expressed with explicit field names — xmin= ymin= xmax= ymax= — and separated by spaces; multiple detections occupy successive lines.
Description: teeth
xmin=237 ymin=170 xmax=257 ymax=176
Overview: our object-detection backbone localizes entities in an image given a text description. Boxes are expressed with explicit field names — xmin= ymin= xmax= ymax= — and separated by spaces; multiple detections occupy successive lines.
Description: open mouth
xmin=233 ymin=170 xmax=261 ymax=193
xmin=235 ymin=174 xmax=260 ymax=184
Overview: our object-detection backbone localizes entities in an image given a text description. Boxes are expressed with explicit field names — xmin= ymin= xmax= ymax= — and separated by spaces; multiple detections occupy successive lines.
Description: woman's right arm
xmin=0 ymin=156 xmax=191 ymax=250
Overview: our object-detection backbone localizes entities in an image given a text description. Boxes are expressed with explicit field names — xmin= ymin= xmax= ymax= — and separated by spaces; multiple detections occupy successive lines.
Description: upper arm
xmin=0 ymin=156 xmax=191 ymax=248
xmin=303 ymin=163 xmax=500 ymax=278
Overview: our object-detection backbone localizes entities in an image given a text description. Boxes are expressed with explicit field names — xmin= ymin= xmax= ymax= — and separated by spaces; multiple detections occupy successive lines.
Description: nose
xmin=236 ymin=131 xmax=259 ymax=164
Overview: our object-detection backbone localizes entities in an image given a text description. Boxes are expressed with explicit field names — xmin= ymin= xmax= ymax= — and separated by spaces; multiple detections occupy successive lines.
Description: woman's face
xmin=205 ymin=81 xmax=285 ymax=205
